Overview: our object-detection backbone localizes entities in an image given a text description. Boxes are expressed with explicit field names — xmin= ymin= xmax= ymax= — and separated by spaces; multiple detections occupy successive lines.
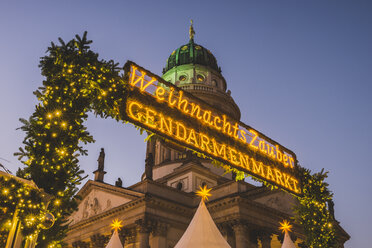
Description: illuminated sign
xmin=122 ymin=61 xmax=301 ymax=195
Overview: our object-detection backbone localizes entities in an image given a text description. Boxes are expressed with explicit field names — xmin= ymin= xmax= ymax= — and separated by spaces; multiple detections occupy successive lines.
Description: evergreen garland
xmin=295 ymin=166 xmax=337 ymax=247
xmin=14 ymin=32 xmax=127 ymax=247
xmin=0 ymin=175 xmax=45 ymax=246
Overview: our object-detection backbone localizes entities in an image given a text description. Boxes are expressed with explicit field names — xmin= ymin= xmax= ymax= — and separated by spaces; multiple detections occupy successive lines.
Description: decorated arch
xmin=1 ymin=33 xmax=336 ymax=247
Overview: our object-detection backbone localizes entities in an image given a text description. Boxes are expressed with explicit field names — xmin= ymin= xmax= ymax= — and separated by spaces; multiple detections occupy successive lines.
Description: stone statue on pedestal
xmin=97 ymin=148 xmax=105 ymax=171
xmin=93 ymin=148 xmax=106 ymax=182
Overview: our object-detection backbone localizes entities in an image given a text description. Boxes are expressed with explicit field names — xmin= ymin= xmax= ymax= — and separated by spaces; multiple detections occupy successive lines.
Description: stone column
xmin=122 ymin=228 xmax=136 ymax=248
xmin=218 ymin=223 xmax=235 ymax=247
xmin=139 ymin=232 xmax=150 ymax=248
xmin=233 ymin=223 xmax=248 ymax=248
xmin=146 ymin=137 xmax=155 ymax=155
xmin=233 ymin=222 xmax=260 ymax=248
xmin=151 ymin=222 xmax=168 ymax=248
xmin=259 ymin=232 xmax=272 ymax=248
xmin=248 ymin=230 xmax=259 ymax=248
xmin=164 ymin=147 xmax=171 ymax=161
xmin=91 ymin=234 xmax=110 ymax=248
xmin=136 ymin=218 xmax=151 ymax=248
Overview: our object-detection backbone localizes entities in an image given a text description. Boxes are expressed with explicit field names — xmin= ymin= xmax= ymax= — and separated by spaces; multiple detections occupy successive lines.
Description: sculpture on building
xmin=94 ymin=148 xmax=107 ymax=182
xmin=97 ymin=148 xmax=105 ymax=171
xmin=145 ymin=153 xmax=154 ymax=180
xmin=115 ymin=178 xmax=123 ymax=187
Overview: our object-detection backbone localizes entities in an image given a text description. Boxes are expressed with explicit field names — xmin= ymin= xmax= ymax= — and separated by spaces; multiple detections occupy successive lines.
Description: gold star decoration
xmin=110 ymin=219 xmax=123 ymax=231
xmin=196 ymin=185 xmax=212 ymax=201
xmin=279 ymin=220 xmax=293 ymax=233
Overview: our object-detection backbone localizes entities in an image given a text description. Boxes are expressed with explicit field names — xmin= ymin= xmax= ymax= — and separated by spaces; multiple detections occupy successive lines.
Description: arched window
xmin=196 ymin=74 xmax=205 ymax=83
xmin=177 ymin=181 xmax=183 ymax=190
xmin=179 ymin=75 xmax=187 ymax=81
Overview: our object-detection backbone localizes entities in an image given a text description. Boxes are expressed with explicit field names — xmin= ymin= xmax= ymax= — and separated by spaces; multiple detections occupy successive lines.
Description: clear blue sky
xmin=0 ymin=1 xmax=371 ymax=247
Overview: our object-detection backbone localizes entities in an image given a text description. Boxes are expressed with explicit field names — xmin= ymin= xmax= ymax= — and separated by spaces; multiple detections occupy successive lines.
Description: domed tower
xmin=162 ymin=21 xmax=240 ymax=120
xmin=144 ymin=22 xmax=241 ymax=190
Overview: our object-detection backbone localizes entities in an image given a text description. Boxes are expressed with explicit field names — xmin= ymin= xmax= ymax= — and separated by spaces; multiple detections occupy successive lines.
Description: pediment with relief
xmin=69 ymin=187 xmax=133 ymax=225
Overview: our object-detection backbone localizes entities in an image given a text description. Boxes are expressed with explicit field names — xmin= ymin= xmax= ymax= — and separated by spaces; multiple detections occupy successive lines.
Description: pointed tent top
xmin=281 ymin=231 xmax=296 ymax=248
xmin=174 ymin=200 xmax=231 ymax=248
xmin=189 ymin=19 xmax=195 ymax=41
xmin=106 ymin=219 xmax=124 ymax=248
xmin=279 ymin=220 xmax=296 ymax=248
xmin=105 ymin=230 xmax=123 ymax=248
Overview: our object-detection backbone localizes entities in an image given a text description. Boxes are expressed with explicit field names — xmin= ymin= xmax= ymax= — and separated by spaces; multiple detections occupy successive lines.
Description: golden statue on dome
xmin=189 ymin=19 xmax=195 ymax=40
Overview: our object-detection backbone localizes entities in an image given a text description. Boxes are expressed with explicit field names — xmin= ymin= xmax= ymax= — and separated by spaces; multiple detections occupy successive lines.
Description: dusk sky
xmin=0 ymin=1 xmax=371 ymax=247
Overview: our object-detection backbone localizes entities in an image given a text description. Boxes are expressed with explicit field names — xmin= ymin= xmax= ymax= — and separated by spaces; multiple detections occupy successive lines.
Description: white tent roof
xmin=105 ymin=230 xmax=123 ymax=248
xmin=175 ymin=200 xmax=231 ymax=248
xmin=281 ymin=231 xmax=296 ymax=248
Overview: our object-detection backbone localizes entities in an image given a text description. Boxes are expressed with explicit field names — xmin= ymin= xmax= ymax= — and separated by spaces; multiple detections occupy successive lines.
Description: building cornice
xmin=78 ymin=179 xmax=144 ymax=200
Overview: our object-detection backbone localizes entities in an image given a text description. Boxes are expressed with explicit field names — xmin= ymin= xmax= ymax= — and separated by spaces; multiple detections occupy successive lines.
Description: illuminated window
xmin=211 ymin=79 xmax=217 ymax=86
xmin=177 ymin=153 xmax=187 ymax=159
xmin=197 ymin=74 xmax=205 ymax=82
xmin=179 ymin=75 xmax=187 ymax=81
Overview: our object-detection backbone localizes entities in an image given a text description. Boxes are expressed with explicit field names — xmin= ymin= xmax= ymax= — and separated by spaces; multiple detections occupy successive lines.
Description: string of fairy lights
xmin=296 ymin=167 xmax=337 ymax=247
xmin=7 ymin=32 xmax=126 ymax=247
xmin=0 ymin=32 xmax=337 ymax=247
xmin=0 ymin=176 xmax=44 ymax=247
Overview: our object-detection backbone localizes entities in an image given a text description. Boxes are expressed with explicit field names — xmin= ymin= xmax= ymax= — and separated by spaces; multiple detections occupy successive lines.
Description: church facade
xmin=64 ymin=26 xmax=349 ymax=248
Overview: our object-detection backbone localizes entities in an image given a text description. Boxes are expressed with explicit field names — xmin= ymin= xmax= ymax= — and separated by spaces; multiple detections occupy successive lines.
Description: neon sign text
xmin=129 ymin=64 xmax=296 ymax=169
xmin=127 ymin=99 xmax=300 ymax=194
xmin=123 ymin=61 xmax=301 ymax=195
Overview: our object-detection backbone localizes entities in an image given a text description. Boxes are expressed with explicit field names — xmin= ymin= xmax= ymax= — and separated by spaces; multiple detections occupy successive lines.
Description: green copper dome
xmin=163 ymin=39 xmax=221 ymax=74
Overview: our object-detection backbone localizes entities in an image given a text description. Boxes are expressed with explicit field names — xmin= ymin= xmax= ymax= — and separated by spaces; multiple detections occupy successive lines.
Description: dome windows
xmin=196 ymin=74 xmax=205 ymax=82
xmin=163 ymin=64 xmax=227 ymax=91
xmin=178 ymin=75 xmax=187 ymax=82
